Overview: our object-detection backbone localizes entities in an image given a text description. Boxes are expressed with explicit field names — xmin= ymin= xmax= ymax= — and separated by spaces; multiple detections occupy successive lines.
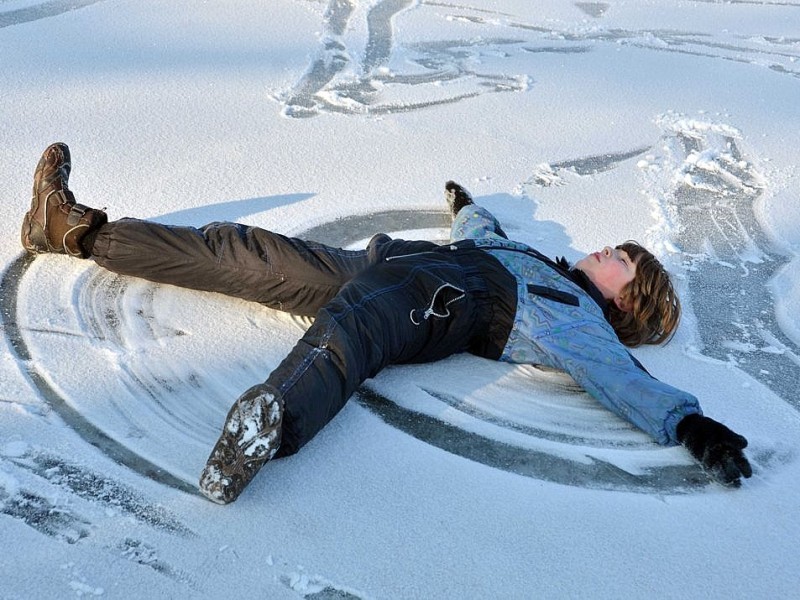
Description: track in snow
xmin=277 ymin=0 xmax=800 ymax=117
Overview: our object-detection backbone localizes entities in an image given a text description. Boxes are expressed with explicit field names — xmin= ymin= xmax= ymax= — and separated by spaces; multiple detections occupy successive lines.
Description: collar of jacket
xmin=554 ymin=257 xmax=610 ymax=318
xmin=451 ymin=239 xmax=611 ymax=318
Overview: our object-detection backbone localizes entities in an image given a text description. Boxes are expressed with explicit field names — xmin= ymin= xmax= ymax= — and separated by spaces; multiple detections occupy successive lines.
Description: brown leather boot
xmin=21 ymin=143 xmax=107 ymax=257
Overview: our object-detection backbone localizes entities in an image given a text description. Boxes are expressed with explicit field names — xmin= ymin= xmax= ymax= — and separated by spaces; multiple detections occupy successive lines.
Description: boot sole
xmin=199 ymin=385 xmax=283 ymax=505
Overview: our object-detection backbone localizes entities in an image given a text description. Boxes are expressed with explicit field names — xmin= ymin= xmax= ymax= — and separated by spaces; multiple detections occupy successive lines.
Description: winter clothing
xmin=444 ymin=180 xmax=476 ymax=217
xmin=451 ymin=206 xmax=702 ymax=444
xmin=89 ymin=218 xmax=516 ymax=460
xmin=21 ymin=142 xmax=107 ymax=257
xmin=676 ymin=413 xmax=752 ymax=487
xmin=200 ymin=383 xmax=284 ymax=504
xmin=89 ymin=205 xmax=700 ymax=455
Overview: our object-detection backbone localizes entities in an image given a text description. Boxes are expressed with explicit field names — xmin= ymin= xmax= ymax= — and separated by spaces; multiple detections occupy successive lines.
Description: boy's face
xmin=574 ymin=246 xmax=637 ymax=310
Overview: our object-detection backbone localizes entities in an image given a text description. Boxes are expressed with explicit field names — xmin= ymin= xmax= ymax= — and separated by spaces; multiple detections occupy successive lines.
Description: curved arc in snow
xmin=0 ymin=0 xmax=106 ymax=29
xmin=0 ymin=253 xmax=201 ymax=496
xmin=2 ymin=209 xmax=716 ymax=495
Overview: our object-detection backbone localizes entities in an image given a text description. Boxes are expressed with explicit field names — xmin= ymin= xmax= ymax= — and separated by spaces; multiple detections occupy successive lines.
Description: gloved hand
xmin=677 ymin=413 xmax=753 ymax=487
xmin=445 ymin=181 xmax=474 ymax=217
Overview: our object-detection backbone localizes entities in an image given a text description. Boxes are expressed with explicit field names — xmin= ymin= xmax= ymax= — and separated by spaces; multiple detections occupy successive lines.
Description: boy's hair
xmin=608 ymin=242 xmax=681 ymax=348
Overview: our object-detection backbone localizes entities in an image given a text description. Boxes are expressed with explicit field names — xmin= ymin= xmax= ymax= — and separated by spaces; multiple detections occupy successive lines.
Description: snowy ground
xmin=2 ymin=1 xmax=800 ymax=598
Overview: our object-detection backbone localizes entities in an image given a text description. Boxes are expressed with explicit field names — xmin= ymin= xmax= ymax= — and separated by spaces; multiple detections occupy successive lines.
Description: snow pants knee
xmin=89 ymin=219 xmax=515 ymax=457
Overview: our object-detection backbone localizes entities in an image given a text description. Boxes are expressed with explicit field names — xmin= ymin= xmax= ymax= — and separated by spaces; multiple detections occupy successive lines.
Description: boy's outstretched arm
xmin=541 ymin=324 xmax=753 ymax=488
xmin=446 ymin=181 xmax=509 ymax=242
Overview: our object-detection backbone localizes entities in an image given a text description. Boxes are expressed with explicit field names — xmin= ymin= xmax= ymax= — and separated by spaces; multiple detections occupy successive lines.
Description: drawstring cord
xmin=384 ymin=245 xmax=466 ymax=325
xmin=409 ymin=283 xmax=466 ymax=325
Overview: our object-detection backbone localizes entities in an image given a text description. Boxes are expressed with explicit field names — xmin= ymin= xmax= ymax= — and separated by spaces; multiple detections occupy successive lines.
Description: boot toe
xmin=34 ymin=142 xmax=71 ymax=194
xmin=198 ymin=462 xmax=237 ymax=505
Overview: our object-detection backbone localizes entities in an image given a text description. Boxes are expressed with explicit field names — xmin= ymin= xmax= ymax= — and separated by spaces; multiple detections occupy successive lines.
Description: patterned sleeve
xmin=450 ymin=205 xmax=508 ymax=242
xmin=539 ymin=322 xmax=702 ymax=445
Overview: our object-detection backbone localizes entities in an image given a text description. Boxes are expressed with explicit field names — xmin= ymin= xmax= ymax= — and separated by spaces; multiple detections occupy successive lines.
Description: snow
xmin=2 ymin=0 xmax=800 ymax=598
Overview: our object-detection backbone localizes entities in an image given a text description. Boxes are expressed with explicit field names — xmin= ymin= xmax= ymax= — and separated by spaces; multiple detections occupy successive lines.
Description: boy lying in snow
xmin=21 ymin=143 xmax=752 ymax=504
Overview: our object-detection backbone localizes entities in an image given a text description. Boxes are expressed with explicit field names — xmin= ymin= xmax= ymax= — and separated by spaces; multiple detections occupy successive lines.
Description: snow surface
xmin=2 ymin=0 xmax=800 ymax=598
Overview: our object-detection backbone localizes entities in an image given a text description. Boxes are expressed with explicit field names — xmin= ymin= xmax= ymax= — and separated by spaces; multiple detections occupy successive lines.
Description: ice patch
xmin=644 ymin=112 xmax=800 ymax=411
xmin=278 ymin=0 xmax=532 ymax=117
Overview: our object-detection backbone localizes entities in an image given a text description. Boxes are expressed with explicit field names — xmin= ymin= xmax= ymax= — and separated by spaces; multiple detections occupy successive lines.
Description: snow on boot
xmin=444 ymin=180 xmax=474 ymax=218
xmin=21 ymin=142 xmax=107 ymax=257
xmin=199 ymin=384 xmax=284 ymax=505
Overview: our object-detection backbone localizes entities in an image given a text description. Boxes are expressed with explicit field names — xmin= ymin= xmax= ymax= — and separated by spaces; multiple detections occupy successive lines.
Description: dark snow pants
xmin=90 ymin=219 xmax=515 ymax=456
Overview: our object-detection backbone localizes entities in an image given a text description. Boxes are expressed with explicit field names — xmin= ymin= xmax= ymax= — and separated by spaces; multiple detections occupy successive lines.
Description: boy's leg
xmin=21 ymin=142 xmax=370 ymax=316
xmin=200 ymin=251 xmax=494 ymax=503
xmin=271 ymin=249 xmax=510 ymax=456
xmin=89 ymin=219 xmax=371 ymax=316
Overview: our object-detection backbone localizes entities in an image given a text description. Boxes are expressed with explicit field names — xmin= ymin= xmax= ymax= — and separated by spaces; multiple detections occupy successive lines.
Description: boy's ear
xmin=614 ymin=295 xmax=633 ymax=313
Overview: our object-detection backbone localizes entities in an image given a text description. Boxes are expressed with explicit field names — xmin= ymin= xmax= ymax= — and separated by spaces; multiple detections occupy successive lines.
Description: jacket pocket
xmin=527 ymin=284 xmax=579 ymax=307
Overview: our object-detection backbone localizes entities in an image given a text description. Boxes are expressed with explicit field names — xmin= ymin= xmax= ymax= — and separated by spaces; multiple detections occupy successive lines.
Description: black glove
xmin=677 ymin=414 xmax=753 ymax=487
xmin=445 ymin=181 xmax=474 ymax=217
